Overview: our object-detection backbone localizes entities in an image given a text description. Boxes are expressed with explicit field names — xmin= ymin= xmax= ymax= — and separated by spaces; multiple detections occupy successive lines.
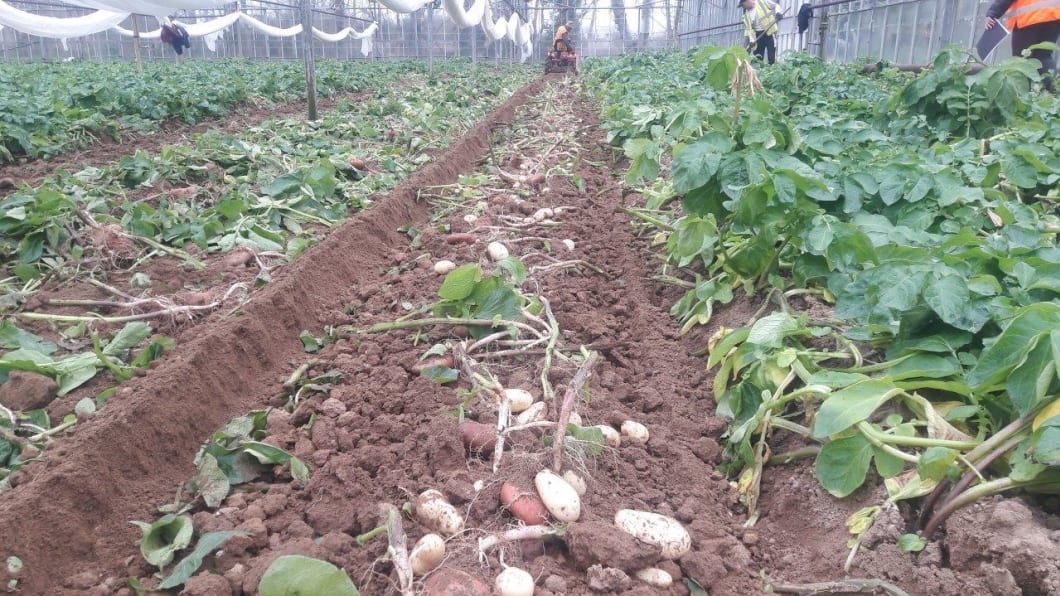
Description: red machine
xmin=545 ymin=39 xmax=578 ymax=74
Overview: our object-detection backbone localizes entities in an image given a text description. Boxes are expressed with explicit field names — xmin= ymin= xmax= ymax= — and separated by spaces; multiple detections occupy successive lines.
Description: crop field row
xmin=0 ymin=59 xmax=467 ymax=164
xmin=0 ymin=62 xmax=534 ymax=493
xmin=0 ymin=46 xmax=1058 ymax=596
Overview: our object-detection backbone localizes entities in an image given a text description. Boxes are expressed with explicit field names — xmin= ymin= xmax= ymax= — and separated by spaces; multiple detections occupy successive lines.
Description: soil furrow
xmin=0 ymin=78 xmax=543 ymax=594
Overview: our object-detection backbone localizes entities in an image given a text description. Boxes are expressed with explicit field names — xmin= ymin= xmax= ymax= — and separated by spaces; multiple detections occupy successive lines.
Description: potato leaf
xmin=967 ymin=303 xmax=1060 ymax=391
xmin=157 ymin=530 xmax=248 ymax=589
xmin=194 ymin=453 xmax=231 ymax=509
xmin=241 ymin=441 xmax=310 ymax=483
xmin=103 ymin=322 xmax=152 ymax=357
xmin=438 ymin=263 xmax=482 ymax=301
xmin=259 ymin=555 xmax=359 ymax=596
xmin=897 ymin=534 xmax=926 ymax=552
xmin=815 ymin=433 xmax=874 ymax=498
xmin=812 ymin=380 xmax=900 ymax=439
xmin=130 ymin=514 xmax=193 ymax=568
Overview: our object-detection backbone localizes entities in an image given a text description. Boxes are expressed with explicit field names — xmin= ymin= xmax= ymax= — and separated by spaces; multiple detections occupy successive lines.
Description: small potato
xmin=500 ymin=482 xmax=549 ymax=525
xmin=412 ymin=355 xmax=455 ymax=374
xmin=459 ymin=420 xmax=496 ymax=452
xmin=568 ymin=412 xmax=582 ymax=427
xmin=433 ymin=260 xmax=457 ymax=275
xmin=561 ymin=239 xmax=575 ymax=251
xmin=594 ymin=425 xmax=621 ymax=449
xmin=495 ymin=566 xmax=535 ymax=596
xmin=515 ymin=401 xmax=547 ymax=425
xmin=562 ymin=470 xmax=587 ymax=496
xmin=224 ymin=247 xmax=255 ymax=268
xmin=635 ymin=567 xmax=673 ymax=587
xmin=413 ymin=490 xmax=464 ymax=536
xmin=505 ymin=388 xmax=535 ymax=413
xmin=445 ymin=233 xmax=476 ymax=244
xmin=614 ymin=509 xmax=691 ymax=559
xmin=409 ymin=534 xmax=445 ymax=575
xmin=463 ymin=214 xmax=478 ymax=224
xmin=487 ymin=242 xmax=510 ymax=261
xmin=534 ymin=470 xmax=581 ymax=522
xmin=526 ymin=173 xmax=546 ymax=186
xmin=532 ymin=207 xmax=554 ymax=222
xmin=621 ymin=420 xmax=649 ymax=445
xmin=347 ymin=157 xmax=367 ymax=170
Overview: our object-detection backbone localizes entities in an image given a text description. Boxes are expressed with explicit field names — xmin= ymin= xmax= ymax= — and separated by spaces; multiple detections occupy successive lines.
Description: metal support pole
xmin=427 ymin=6 xmax=434 ymax=73
xmin=816 ymin=6 xmax=828 ymax=60
xmin=301 ymin=0 xmax=318 ymax=121
xmin=132 ymin=15 xmax=143 ymax=73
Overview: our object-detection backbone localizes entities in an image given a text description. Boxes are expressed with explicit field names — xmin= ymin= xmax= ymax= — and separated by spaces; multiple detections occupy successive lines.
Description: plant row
xmin=588 ymin=47 xmax=1060 ymax=549
xmin=0 ymin=63 xmax=535 ymax=492
xmin=0 ymin=59 xmax=466 ymax=163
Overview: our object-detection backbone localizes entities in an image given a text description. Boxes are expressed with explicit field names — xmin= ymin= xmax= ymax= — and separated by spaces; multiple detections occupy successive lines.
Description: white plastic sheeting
xmin=480 ymin=2 xmax=532 ymax=60
xmin=442 ymin=0 xmax=485 ymax=28
xmin=0 ymin=2 xmax=126 ymax=41
xmin=50 ymin=9 xmax=377 ymax=55
xmin=481 ymin=2 xmax=507 ymax=42
xmin=112 ymin=11 xmax=239 ymax=39
xmin=373 ymin=0 xmax=431 ymax=15
xmin=65 ymin=0 xmax=229 ymax=19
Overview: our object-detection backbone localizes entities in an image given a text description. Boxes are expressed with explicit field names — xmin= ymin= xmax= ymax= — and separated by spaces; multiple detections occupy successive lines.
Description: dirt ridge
xmin=0 ymin=78 xmax=543 ymax=594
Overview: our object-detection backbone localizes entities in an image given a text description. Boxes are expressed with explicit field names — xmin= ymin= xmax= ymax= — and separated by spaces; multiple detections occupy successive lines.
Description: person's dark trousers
xmin=1012 ymin=20 xmax=1060 ymax=91
xmin=755 ymin=33 xmax=777 ymax=64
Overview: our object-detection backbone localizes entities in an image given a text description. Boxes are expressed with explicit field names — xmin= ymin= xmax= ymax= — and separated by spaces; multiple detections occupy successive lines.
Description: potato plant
xmin=589 ymin=46 xmax=1060 ymax=547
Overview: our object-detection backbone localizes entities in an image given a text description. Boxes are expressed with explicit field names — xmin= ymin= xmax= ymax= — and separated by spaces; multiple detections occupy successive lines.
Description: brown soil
xmin=2 ymin=76 xmax=1057 ymax=596
xmin=0 ymin=78 xmax=543 ymax=595
xmin=0 ymin=90 xmax=369 ymax=194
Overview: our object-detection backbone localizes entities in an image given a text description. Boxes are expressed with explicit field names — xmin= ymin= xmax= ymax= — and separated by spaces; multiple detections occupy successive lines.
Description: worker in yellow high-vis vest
xmin=740 ymin=0 xmax=783 ymax=64
xmin=986 ymin=0 xmax=1060 ymax=91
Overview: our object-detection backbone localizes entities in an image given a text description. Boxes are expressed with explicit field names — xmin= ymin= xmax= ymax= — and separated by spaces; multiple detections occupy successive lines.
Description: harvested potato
xmin=614 ymin=509 xmax=691 ymax=559
xmin=409 ymin=534 xmax=445 ymax=575
xmin=413 ymin=490 xmax=464 ymax=536
xmin=534 ymin=470 xmax=581 ymax=522
xmin=500 ymin=482 xmax=549 ymax=525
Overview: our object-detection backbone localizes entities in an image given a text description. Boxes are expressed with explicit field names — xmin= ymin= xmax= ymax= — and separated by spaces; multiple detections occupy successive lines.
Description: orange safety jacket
xmin=1004 ymin=0 xmax=1060 ymax=29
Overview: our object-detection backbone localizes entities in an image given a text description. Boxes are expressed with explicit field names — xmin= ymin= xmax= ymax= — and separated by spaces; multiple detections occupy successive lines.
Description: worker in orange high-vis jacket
xmin=986 ymin=0 xmax=1060 ymax=91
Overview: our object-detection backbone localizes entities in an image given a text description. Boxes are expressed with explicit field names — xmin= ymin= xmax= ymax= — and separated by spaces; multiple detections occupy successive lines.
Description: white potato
xmin=515 ymin=401 xmax=547 ymax=425
xmin=433 ymin=260 xmax=457 ymax=275
xmin=620 ymin=420 xmax=649 ymax=445
xmin=463 ymin=214 xmax=479 ymax=224
xmin=495 ymin=566 xmax=534 ymax=596
xmin=594 ymin=425 xmax=621 ymax=448
xmin=413 ymin=489 xmax=464 ymax=536
xmin=534 ymin=470 xmax=581 ymax=522
xmin=409 ymin=534 xmax=445 ymax=575
xmin=504 ymin=388 xmax=535 ymax=413
xmin=614 ymin=509 xmax=691 ymax=559
xmin=561 ymin=239 xmax=575 ymax=251
xmin=568 ymin=411 xmax=582 ymax=426
xmin=562 ymin=470 xmax=587 ymax=496
xmin=487 ymin=242 xmax=510 ymax=261
xmin=532 ymin=207 xmax=554 ymax=222
xmin=635 ymin=567 xmax=672 ymax=587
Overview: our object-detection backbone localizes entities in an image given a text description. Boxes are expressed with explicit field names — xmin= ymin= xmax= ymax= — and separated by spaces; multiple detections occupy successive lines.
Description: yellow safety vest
xmin=744 ymin=1 xmax=779 ymax=42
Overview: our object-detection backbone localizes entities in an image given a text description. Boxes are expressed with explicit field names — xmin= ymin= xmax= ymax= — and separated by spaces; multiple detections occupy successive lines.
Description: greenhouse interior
xmin=1 ymin=0 xmax=1058 ymax=595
